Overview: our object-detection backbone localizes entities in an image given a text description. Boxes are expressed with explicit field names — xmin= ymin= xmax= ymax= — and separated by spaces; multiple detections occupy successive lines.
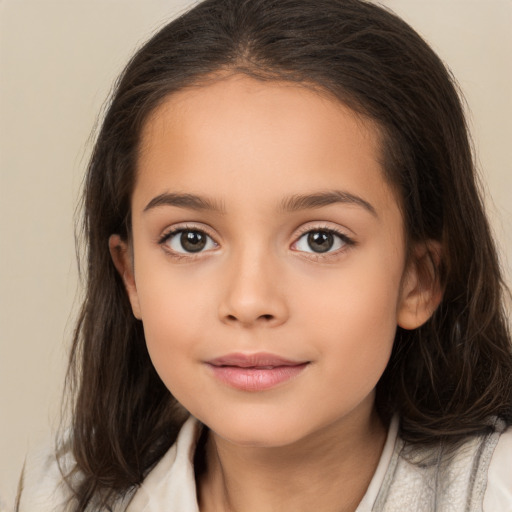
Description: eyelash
xmin=292 ymin=225 xmax=355 ymax=261
xmin=158 ymin=224 xmax=355 ymax=260
xmin=158 ymin=224 xmax=218 ymax=260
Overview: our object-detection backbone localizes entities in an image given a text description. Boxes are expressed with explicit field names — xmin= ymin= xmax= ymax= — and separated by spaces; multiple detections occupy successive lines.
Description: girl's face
xmin=112 ymin=75 xmax=433 ymax=447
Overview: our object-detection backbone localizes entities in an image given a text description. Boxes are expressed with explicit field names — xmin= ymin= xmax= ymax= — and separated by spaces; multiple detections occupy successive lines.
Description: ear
xmin=397 ymin=241 xmax=443 ymax=330
xmin=108 ymin=234 xmax=142 ymax=320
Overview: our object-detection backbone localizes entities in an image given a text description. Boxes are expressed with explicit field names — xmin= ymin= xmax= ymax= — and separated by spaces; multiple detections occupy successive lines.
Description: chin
xmin=201 ymin=407 xmax=315 ymax=448
xmin=216 ymin=425 xmax=305 ymax=448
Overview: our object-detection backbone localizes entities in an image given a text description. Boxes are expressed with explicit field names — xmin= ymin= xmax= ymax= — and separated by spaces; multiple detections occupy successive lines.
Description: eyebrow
xmin=280 ymin=190 xmax=377 ymax=217
xmin=144 ymin=192 xmax=225 ymax=213
xmin=143 ymin=189 xmax=376 ymax=217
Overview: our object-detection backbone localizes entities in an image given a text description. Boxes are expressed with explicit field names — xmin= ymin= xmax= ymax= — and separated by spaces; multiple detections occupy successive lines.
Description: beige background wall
xmin=0 ymin=0 xmax=511 ymax=509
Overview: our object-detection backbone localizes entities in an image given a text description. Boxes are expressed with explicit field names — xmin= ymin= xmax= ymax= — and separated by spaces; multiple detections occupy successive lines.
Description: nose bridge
xmin=219 ymin=240 xmax=288 ymax=327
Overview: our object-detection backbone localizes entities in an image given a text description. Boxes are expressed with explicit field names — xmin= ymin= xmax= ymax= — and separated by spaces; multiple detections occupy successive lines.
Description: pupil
xmin=307 ymin=231 xmax=333 ymax=253
xmin=181 ymin=231 xmax=206 ymax=252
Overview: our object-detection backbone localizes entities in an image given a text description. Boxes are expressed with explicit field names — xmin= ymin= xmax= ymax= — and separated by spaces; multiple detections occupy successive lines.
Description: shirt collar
xmin=126 ymin=414 xmax=399 ymax=512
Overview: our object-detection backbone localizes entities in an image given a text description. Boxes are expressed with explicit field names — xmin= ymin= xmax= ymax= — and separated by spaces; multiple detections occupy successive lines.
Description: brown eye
xmin=293 ymin=229 xmax=350 ymax=254
xmin=164 ymin=229 xmax=217 ymax=254
xmin=307 ymin=231 xmax=334 ymax=253
xmin=180 ymin=231 xmax=207 ymax=252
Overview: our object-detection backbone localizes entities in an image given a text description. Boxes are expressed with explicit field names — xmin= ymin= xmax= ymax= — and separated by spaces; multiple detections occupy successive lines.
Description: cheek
xmin=132 ymin=260 xmax=211 ymax=384
xmin=299 ymin=250 xmax=403 ymax=337
xmin=135 ymin=249 xmax=214 ymax=329
xmin=140 ymin=299 xmax=207 ymax=407
xmin=299 ymin=250 xmax=403 ymax=386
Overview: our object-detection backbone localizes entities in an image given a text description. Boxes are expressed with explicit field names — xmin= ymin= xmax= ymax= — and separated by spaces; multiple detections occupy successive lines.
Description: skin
xmin=110 ymin=75 xmax=440 ymax=512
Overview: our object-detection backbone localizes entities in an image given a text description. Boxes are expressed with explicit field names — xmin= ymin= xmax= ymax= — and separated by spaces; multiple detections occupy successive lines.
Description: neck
xmin=197 ymin=404 xmax=387 ymax=512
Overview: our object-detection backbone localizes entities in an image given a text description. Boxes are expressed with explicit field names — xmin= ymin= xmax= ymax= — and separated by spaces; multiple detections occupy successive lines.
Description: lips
xmin=205 ymin=352 xmax=309 ymax=391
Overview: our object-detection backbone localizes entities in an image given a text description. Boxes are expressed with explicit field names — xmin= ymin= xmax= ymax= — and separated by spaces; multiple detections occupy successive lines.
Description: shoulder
xmin=484 ymin=424 xmax=512 ymax=510
xmin=374 ymin=418 xmax=512 ymax=511
xmin=125 ymin=416 xmax=200 ymax=511
xmin=16 ymin=440 xmax=74 ymax=512
xmin=15 ymin=417 xmax=200 ymax=512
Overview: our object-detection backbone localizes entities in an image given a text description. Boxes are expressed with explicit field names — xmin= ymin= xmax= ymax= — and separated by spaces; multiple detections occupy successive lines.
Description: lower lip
xmin=207 ymin=363 xmax=309 ymax=391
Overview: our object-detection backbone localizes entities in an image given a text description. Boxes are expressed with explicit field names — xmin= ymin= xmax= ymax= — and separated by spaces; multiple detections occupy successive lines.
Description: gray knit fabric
xmin=373 ymin=419 xmax=506 ymax=512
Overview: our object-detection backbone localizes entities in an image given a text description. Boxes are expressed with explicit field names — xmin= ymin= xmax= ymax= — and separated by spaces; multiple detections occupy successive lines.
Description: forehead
xmin=139 ymin=75 xmax=382 ymax=159
xmin=134 ymin=75 xmax=398 ymax=219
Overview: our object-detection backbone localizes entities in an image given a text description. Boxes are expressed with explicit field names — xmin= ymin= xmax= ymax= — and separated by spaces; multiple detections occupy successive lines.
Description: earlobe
xmin=397 ymin=241 xmax=443 ymax=330
xmin=108 ymin=234 xmax=142 ymax=320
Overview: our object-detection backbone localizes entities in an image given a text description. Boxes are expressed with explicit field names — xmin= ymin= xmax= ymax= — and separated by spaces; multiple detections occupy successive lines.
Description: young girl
xmin=16 ymin=0 xmax=512 ymax=510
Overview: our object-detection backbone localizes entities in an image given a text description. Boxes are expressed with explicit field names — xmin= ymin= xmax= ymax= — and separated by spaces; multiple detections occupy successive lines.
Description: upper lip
xmin=206 ymin=352 xmax=307 ymax=368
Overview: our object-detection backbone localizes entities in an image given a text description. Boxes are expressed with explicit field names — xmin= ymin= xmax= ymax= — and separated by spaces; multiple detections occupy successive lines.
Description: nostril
xmin=225 ymin=313 xmax=274 ymax=323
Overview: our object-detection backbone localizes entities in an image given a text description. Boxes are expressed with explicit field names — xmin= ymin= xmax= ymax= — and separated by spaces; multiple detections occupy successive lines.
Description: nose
xmin=218 ymin=248 xmax=289 ymax=328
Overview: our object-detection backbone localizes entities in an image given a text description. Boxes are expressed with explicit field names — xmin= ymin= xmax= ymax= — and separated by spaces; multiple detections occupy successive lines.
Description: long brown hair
xmin=64 ymin=0 xmax=512 ymax=509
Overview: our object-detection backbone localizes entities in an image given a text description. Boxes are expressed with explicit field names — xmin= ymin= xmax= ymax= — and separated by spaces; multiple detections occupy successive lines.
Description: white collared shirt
xmin=16 ymin=416 xmax=512 ymax=511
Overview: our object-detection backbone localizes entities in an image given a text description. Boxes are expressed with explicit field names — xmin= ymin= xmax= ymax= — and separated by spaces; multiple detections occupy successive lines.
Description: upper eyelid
xmin=293 ymin=222 xmax=354 ymax=240
xmin=157 ymin=221 xmax=354 ymax=246
xmin=159 ymin=225 xmax=219 ymax=257
xmin=293 ymin=228 xmax=353 ymax=247
xmin=290 ymin=223 xmax=356 ymax=255
xmin=159 ymin=223 xmax=217 ymax=242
